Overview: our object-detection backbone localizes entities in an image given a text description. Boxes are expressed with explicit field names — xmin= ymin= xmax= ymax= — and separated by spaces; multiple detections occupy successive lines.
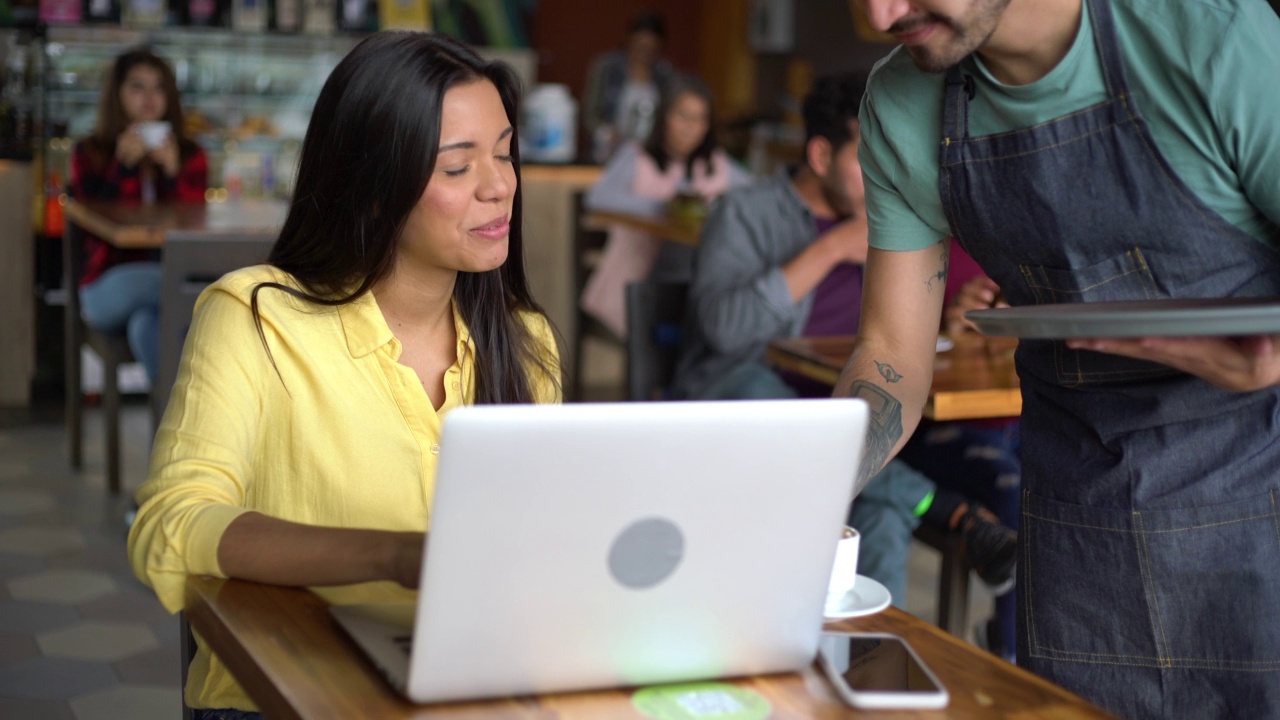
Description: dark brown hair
xmin=643 ymin=74 xmax=719 ymax=180
xmin=83 ymin=48 xmax=197 ymax=170
xmin=253 ymin=31 xmax=559 ymax=404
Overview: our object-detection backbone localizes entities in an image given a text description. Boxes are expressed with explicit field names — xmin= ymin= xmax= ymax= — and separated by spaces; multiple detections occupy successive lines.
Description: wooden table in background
xmin=766 ymin=333 xmax=1022 ymax=421
xmin=63 ymin=198 xmax=289 ymax=248
xmin=582 ymin=210 xmax=703 ymax=246
xmin=184 ymin=576 xmax=1114 ymax=720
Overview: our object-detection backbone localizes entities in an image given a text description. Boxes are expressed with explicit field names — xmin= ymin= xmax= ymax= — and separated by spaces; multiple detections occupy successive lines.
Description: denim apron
xmin=937 ymin=0 xmax=1280 ymax=715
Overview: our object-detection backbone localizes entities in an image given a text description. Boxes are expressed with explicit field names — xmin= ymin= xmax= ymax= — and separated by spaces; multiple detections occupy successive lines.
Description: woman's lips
xmin=470 ymin=217 xmax=510 ymax=239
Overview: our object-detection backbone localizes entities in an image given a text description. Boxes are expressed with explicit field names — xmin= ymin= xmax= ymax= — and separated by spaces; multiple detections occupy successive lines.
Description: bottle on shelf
xmin=376 ymin=0 xmax=427 ymax=30
xmin=123 ymin=0 xmax=167 ymax=27
xmin=231 ymin=0 xmax=267 ymax=31
xmin=269 ymin=0 xmax=301 ymax=32
xmin=301 ymin=0 xmax=335 ymax=35
xmin=38 ymin=0 xmax=83 ymax=25
xmin=83 ymin=0 xmax=121 ymax=23
xmin=182 ymin=0 xmax=224 ymax=27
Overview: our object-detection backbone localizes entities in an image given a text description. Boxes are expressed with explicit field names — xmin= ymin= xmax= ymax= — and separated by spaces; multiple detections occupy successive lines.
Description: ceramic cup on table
xmin=825 ymin=526 xmax=860 ymax=615
xmin=136 ymin=121 xmax=172 ymax=149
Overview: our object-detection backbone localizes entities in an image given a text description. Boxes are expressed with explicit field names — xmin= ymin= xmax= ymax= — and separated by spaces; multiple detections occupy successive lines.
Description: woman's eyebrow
xmin=437 ymin=126 xmax=514 ymax=153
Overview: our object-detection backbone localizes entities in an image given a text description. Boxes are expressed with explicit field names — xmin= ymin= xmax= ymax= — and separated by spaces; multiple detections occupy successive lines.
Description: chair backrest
xmin=624 ymin=281 xmax=689 ymax=401
xmin=153 ymin=232 xmax=275 ymax=419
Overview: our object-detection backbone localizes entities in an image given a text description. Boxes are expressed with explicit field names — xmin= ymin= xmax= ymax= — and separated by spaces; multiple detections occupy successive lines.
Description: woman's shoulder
xmin=205 ymin=264 xmax=295 ymax=305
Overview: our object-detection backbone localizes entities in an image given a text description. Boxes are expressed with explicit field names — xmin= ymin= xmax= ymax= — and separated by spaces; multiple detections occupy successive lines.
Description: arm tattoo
xmin=846 ymin=380 xmax=904 ymax=493
xmin=925 ymin=241 xmax=950 ymax=292
xmin=874 ymin=360 xmax=902 ymax=383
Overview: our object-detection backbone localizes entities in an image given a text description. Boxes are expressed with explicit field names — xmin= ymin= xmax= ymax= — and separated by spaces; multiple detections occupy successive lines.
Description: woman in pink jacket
xmin=580 ymin=74 xmax=752 ymax=338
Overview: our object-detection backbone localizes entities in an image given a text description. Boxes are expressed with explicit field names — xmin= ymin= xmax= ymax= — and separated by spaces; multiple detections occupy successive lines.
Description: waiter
xmin=838 ymin=0 xmax=1280 ymax=715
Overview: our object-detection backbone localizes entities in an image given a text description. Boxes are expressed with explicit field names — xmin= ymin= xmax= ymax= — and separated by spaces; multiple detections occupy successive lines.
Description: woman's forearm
xmin=216 ymin=512 xmax=424 ymax=588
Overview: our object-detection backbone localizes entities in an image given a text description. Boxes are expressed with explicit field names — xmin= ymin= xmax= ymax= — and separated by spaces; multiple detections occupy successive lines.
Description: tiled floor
xmin=0 ymin=387 xmax=996 ymax=720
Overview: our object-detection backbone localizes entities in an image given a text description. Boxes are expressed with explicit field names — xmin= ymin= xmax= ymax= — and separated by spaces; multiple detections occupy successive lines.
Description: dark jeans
xmin=192 ymin=710 xmax=263 ymax=720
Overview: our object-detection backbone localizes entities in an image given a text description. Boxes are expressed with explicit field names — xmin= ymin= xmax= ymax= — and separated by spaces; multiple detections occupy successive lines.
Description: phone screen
xmin=820 ymin=633 xmax=942 ymax=693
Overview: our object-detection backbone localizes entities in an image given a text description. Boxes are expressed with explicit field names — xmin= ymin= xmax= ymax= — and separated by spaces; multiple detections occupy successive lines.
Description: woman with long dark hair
xmin=128 ymin=32 xmax=559 ymax=717
xmin=72 ymin=48 xmax=207 ymax=380
xmin=580 ymin=74 xmax=751 ymax=337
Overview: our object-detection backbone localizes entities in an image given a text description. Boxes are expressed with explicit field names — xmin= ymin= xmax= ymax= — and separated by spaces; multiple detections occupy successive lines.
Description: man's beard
xmin=894 ymin=0 xmax=1011 ymax=73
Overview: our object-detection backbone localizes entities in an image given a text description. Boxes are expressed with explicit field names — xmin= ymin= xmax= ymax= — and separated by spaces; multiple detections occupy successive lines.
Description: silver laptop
xmin=331 ymin=398 xmax=868 ymax=703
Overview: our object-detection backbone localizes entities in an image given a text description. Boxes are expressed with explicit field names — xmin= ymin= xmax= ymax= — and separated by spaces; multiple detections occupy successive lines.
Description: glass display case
xmin=42 ymin=25 xmax=361 ymax=200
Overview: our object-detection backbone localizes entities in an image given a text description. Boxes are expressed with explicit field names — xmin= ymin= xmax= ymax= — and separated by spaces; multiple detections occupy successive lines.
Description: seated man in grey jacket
xmin=672 ymin=73 xmax=1015 ymax=610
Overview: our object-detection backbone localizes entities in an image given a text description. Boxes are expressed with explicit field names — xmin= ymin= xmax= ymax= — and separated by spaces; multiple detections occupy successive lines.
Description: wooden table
xmin=766 ymin=333 xmax=1022 ymax=421
xmin=185 ymin=576 xmax=1114 ymax=720
xmin=583 ymin=210 xmax=703 ymax=246
xmin=63 ymin=197 xmax=289 ymax=248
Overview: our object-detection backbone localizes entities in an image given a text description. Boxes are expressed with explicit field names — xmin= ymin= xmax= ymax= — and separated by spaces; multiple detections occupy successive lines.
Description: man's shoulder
xmin=715 ymin=172 xmax=795 ymax=215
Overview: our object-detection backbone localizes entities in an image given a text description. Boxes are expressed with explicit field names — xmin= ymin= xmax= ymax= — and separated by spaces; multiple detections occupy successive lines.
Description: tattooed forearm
xmin=874 ymin=360 xmax=902 ymax=383
xmin=925 ymin=240 xmax=950 ymax=292
xmin=845 ymin=380 xmax=904 ymax=493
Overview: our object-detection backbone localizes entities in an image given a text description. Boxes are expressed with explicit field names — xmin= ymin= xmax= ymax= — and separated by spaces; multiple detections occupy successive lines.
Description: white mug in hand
xmin=826 ymin=526 xmax=860 ymax=614
xmin=137 ymin=121 xmax=172 ymax=149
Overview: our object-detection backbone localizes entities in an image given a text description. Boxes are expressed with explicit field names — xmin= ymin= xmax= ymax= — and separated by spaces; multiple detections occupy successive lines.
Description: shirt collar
xmin=336 ymin=290 xmax=475 ymax=366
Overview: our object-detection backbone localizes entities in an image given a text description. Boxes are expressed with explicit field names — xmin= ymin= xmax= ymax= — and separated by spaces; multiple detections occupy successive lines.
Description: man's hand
xmin=1066 ymin=335 xmax=1280 ymax=392
xmin=944 ymin=275 xmax=1004 ymax=336
xmin=819 ymin=216 xmax=870 ymax=265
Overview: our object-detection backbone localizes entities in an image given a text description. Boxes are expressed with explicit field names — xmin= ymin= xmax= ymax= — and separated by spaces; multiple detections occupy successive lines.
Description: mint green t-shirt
xmin=859 ymin=0 xmax=1280 ymax=252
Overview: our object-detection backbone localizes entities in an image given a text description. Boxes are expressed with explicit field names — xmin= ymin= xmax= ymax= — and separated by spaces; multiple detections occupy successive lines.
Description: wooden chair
xmin=570 ymin=190 xmax=623 ymax=401
xmin=911 ymin=520 xmax=971 ymax=637
xmin=623 ymin=280 xmax=688 ymax=402
xmin=62 ymin=215 xmax=137 ymax=495
xmin=152 ymin=232 xmax=274 ymax=420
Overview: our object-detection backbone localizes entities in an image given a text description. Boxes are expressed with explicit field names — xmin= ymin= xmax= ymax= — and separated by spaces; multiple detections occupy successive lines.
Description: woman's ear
xmin=805 ymin=136 xmax=832 ymax=176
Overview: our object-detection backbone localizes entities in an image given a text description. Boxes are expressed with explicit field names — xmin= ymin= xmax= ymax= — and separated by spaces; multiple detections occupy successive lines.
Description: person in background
xmin=580 ymin=74 xmax=752 ymax=338
xmin=841 ymin=0 xmax=1280 ymax=713
xmin=71 ymin=47 xmax=207 ymax=381
xmin=582 ymin=10 xmax=675 ymax=163
xmin=671 ymin=73 xmax=1016 ymax=609
xmin=127 ymin=32 xmax=560 ymax=718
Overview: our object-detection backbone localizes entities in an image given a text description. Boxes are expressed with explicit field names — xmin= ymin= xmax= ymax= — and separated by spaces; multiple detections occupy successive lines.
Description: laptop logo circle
xmin=608 ymin=517 xmax=685 ymax=589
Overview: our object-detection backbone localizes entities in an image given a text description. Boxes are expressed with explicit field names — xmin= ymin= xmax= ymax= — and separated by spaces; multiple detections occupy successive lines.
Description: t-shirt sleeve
xmin=1210 ymin=0 xmax=1280 ymax=229
xmin=859 ymin=83 xmax=947 ymax=253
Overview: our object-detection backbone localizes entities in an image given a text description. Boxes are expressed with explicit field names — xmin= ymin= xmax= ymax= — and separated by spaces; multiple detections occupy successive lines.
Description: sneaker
xmin=959 ymin=507 xmax=1016 ymax=595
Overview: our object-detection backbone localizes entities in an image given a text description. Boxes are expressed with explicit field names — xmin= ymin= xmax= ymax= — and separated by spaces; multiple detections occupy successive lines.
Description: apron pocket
xmin=1135 ymin=488 xmax=1280 ymax=671
xmin=1017 ymin=249 xmax=1176 ymax=385
xmin=1023 ymin=489 xmax=1280 ymax=670
xmin=1022 ymin=491 xmax=1162 ymax=667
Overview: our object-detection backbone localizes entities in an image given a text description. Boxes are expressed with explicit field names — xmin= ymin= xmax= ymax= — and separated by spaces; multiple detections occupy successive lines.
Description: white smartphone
xmin=817 ymin=631 xmax=950 ymax=709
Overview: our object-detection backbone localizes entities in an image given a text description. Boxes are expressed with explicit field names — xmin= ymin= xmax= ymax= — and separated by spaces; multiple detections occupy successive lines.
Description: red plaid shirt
xmin=70 ymin=140 xmax=209 ymax=286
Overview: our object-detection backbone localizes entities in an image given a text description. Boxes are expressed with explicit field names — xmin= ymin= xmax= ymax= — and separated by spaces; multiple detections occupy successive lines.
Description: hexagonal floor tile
xmin=0 ymin=656 xmax=116 ymax=700
xmin=0 ymin=526 xmax=86 ymax=556
xmin=37 ymin=621 xmax=159 ymax=662
xmin=0 ymin=697 xmax=77 ymax=720
xmin=0 ymin=633 xmax=40 ymax=668
xmin=112 ymin=645 xmax=182 ymax=687
xmin=0 ymin=553 xmax=47 ymax=580
xmin=0 ymin=600 xmax=79 ymax=634
xmin=0 ymin=490 xmax=58 ymax=516
xmin=9 ymin=570 xmax=119 ymax=605
xmin=70 ymin=684 xmax=180 ymax=720
xmin=79 ymin=588 xmax=172 ymax=627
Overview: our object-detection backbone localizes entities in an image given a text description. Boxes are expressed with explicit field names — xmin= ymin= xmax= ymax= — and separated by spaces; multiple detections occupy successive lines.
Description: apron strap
xmin=1084 ymin=0 xmax=1131 ymax=100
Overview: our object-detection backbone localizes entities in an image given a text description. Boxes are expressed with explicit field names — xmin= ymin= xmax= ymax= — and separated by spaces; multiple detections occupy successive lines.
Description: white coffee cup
xmin=136 ymin=121 xmax=172 ymax=150
xmin=826 ymin=526 xmax=860 ymax=613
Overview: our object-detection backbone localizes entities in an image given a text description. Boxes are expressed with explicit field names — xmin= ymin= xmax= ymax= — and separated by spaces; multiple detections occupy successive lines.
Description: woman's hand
xmin=150 ymin=135 xmax=181 ymax=178
xmin=116 ymin=126 xmax=147 ymax=168
xmin=1066 ymin=335 xmax=1280 ymax=392
xmin=945 ymin=275 xmax=1004 ymax=336
xmin=389 ymin=532 xmax=426 ymax=589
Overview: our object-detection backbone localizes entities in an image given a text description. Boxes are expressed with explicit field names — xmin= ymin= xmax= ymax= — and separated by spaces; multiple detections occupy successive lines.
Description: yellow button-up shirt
xmin=127 ymin=264 xmax=560 ymax=711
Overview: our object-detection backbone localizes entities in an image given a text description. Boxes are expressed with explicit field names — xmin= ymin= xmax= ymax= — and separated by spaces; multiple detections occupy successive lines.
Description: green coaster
xmin=632 ymin=682 xmax=772 ymax=720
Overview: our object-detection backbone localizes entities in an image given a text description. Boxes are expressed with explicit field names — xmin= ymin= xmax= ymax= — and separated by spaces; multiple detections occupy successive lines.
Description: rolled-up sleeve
xmin=127 ymin=286 xmax=264 ymax=612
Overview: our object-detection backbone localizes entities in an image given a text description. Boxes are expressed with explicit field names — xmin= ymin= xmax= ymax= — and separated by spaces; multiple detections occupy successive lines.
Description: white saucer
xmin=823 ymin=574 xmax=892 ymax=620
xmin=935 ymin=335 xmax=955 ymax=352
